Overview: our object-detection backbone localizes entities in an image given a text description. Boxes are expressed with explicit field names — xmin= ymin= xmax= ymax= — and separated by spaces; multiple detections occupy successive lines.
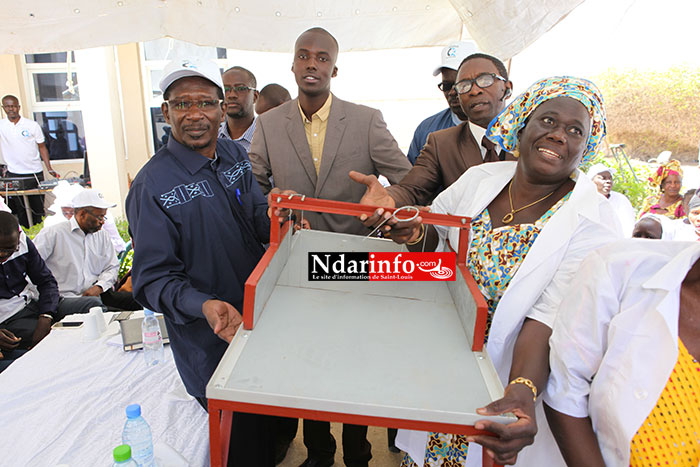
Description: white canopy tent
xmin=4 ymin=0 xmax=583 ymax=59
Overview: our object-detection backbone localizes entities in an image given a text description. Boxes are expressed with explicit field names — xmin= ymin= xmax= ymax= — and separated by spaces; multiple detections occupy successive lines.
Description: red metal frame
xmin=242 ymin=220 xmax=292 ymax=330
xmin=215 ymin=197 xmax=502 ymax=467
xmin=208 ymin=399 xmax=501 ymax=467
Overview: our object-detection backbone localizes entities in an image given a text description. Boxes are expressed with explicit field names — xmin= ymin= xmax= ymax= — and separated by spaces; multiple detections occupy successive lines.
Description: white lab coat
xmin=607 ymin=191 xmax=636 ymax=237
xmin=396 ymin=161 xmax=623 ymax=467
xmin=546 ymin=240 xmax=700 ymax=466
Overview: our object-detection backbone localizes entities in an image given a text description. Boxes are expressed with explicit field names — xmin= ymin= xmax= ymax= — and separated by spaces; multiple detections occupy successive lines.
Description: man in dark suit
xmin=249 ymin=27 xmax=411 ymax=467
xmin=350 ymin=53 xmax=515 ymax=208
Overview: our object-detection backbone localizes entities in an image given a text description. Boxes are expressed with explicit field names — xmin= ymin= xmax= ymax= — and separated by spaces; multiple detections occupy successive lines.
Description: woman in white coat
xmin=545 ymin=240 xmax=700 ymax=466
xmin=377 ymin=76 xmax=622 ymax=466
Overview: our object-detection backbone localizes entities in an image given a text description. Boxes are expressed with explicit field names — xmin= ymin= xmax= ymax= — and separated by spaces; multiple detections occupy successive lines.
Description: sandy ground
xmin=278 ymin=421 xmax=404 ymax=467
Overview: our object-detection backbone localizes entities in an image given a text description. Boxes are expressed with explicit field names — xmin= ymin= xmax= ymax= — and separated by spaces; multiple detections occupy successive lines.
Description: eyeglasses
xmin=454 ymin=73 xmax=507 ymax=94
xmin=166 ymin=100 xmax=222 ymax=112
xmin=437 ymin=82 xmax=455 ymax=92
xmin=224 ymin=85 xmax=256 ymax=94
xmin=85 ymin=211 xmax=106 ymax=222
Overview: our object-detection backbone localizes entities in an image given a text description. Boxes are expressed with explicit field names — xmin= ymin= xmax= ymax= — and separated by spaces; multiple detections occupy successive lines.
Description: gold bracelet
xmin=508 ymin=377 xmax=537 ymax=402
xmin=406 ymin=224 xmax=425 ymax=245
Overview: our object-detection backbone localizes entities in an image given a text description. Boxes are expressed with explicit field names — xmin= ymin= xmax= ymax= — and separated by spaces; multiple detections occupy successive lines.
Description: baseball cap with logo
xmin=158 ymin=57 xmax=224 ymax=96
xmin=71 ymin=189 xmax=117 ymax=209
xmin=432 ymin=41 xmax=479 ymax=76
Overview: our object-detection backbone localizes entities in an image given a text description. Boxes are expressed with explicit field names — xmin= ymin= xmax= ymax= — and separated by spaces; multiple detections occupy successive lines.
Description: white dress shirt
xmin=546 ymin=240 xmax=700 ymax=466
xmin=0 ymin=232 xmax=37 ymax=323
xmin=468 ymin=121 xmax=487 ymax=159
xmin=396 ymin=161 xmax=623 ymax=467
xmin=33 ymin=217 xmax=118 ymax=297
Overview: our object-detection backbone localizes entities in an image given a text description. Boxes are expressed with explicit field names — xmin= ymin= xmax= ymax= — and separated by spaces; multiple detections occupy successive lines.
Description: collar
xmin=4 ymin=231 xmax=28 ymax=263
xmin=69 ymin=216 xmax=85 ymax=234
xmin=4 ymin=116 xmax=24 ymax=126
xmin=298 ymin=94 xmax=332 ymax=123
xmin=450 ymin=111 xmax=463 ymax=126
xmin=218 ymin=117 xmax=257 ymax=143
xmin=469 ymin=121 xmax=487 ymax=147
xmin=166 ymin=135 xmax=214 ymax=175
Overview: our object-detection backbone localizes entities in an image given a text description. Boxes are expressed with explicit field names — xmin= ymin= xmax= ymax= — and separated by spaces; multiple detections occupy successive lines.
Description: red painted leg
xmin=481 ymin=448 xmax=504 ymax=467
xmin=209 ymin=403 xmax=223 ymax=467
xmin=221 ymin=410 xmax=233 ymax=464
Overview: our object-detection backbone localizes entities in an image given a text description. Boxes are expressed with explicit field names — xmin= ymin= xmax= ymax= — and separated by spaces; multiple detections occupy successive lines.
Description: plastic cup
xmin=89 ymin=306 xmax=106 ymax=334
xmin=82 ymin=313 xmax=99 ymax=341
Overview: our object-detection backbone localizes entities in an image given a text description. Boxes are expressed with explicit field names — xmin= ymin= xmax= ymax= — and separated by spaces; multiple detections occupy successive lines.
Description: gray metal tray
xmin=207 ymin=228 xmax=514 ymax=427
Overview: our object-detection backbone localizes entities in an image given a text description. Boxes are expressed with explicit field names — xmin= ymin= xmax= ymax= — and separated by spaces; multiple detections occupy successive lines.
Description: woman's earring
xmin=512 ymin=144 xmax=520 ymax=158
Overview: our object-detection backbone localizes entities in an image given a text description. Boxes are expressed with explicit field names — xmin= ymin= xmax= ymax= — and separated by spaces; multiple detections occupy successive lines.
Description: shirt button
xmin=634 ymin=389 xmax=648 ymax=400
xmin=313 ymin=133 xmax=318 ymax=137
xmin=313 ymin=158 xmax=318 ymax=162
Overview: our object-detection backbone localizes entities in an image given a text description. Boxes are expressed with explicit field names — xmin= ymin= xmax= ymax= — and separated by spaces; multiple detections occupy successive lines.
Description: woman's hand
xmin=467 ymin=383 xmax=538 ymax=465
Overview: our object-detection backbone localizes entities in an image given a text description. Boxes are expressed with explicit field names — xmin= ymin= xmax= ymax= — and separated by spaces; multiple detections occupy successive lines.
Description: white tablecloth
xmin=0 ymin=314 xmax=210 ymax=467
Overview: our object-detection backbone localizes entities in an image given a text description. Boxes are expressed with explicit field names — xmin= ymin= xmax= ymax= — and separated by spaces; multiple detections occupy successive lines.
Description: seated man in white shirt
xmin=33 ymin=190 xmax=138 ymax=314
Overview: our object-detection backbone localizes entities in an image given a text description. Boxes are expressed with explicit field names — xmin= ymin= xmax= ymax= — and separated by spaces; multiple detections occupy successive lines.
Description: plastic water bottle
xmin=122 ymin=404 xmax=155 ymax=467
xmin=112 ymin=444 xmax=138 ymax=466
xmin=142 ymin=309 xmax=164 ymax=366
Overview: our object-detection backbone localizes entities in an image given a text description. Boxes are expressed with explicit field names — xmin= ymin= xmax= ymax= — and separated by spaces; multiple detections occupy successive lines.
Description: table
xmin=207 ymin=197 xmax=514 ymax=467
xmin=3 ymin=188 xmax=52 ymax=227
xmin=0 ymin=313 xmax=210 ymax=466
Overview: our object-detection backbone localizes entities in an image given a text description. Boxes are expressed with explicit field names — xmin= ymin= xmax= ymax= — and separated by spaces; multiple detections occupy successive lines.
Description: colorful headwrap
xmin=486 ymin=76 xmax=607 ymax=165
xmin=648 ymin=159 xmax=683 ymax=189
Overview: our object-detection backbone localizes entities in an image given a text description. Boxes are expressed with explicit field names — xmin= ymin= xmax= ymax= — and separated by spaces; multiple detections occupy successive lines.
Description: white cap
xmin=587 ymin=163 xmax=616 ymax=179
xmin=433 ymin=41 xmax=478 ymax=76
xmin=71 ymin=189 xmax=116 ymax=209
xmin=158 ymin=58 xmax=224 ymax=95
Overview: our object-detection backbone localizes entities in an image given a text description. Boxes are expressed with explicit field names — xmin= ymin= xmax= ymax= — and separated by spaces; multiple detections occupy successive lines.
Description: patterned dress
xmin=639 ymin=193 xmax=685 ymax=220
xmin=629 ymin=339 xmax=700 ymax=467
xmin=400 ymin=193 xmax=571 ymax=467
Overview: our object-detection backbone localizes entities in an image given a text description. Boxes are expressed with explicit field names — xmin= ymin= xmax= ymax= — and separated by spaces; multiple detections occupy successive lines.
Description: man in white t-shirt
xmin=0 ymin=95 xmax=59 ymax=227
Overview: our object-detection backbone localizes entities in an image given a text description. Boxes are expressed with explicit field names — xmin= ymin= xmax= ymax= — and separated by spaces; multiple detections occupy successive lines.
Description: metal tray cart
xmin=207 ymin=196 xmax=515 ymax=467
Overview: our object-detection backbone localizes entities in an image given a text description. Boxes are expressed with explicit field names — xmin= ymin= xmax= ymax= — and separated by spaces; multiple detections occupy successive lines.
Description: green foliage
xmin=594 ymin=66 xmax=700 ymax=163
xmin=114 ymin=217 xmax=130 ymax=243
xmin=119 ymin=249 xmax=133 ymax=280
xmin=22 ymin=218 xmax=45 ymax=239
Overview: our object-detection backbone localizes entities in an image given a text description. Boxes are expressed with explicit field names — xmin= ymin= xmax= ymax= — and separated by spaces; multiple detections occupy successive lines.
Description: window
xmin=140 ymin=39 xmax=227 ymax=152
xmin=23 ymin=52 xmax=85 ymax=161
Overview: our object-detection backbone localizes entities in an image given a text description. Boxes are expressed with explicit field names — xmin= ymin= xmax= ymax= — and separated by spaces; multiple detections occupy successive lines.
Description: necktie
xmin=481 ymin=136 xmax=500 ymax=163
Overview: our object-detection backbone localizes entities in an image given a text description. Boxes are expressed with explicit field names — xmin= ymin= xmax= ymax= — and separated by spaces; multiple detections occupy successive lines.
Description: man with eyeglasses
xmin=0 ymin=95 xmax=60 ymax=228
xmin=0 ymin=211 xmax=59 ymax=372
xmin=33 ymin=189 xmax=122 ymax=317
xmin=126 ymin=58 xmax=283 ymax=466
xmin=406 ymin=42 xmax=475 ymax=164
xmin=351 ymin=53 xmax=515 ymax=210
xmin=219 ymin=66 xmax=259 ymax=152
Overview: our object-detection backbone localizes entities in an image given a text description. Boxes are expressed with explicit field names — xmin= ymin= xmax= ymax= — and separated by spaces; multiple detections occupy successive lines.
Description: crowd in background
xmin=1 ymin=26 xmax=698 ymax=467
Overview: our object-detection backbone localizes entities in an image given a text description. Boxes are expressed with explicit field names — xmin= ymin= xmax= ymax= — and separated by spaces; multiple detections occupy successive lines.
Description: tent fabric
xmin=3 ymin=0 xmax=583 ymax=59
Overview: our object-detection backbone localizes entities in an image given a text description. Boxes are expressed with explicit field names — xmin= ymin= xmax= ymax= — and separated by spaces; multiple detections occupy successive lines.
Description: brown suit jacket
xmin=249 ymin=95 xmax=411 ymax=235
xmin=387 ymin=122 xmax=515 ymax=207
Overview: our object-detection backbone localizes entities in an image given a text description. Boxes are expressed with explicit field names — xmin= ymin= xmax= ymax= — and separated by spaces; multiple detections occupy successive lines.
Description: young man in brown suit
xmin=351 ymin=53 xmax=514 ymax=208
xmin=248 ymin=27 xmax=411 ymax=467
